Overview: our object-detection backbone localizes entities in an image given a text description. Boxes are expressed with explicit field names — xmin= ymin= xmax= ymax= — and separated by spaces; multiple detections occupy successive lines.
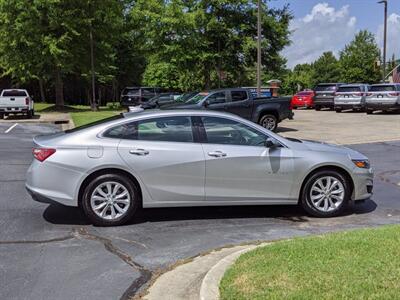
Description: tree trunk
xmin=204 ymin=65 xmax=211 ymax=90
xmin=38 ymin=78 xmax=45 ymax=102
xmin=55 ymin=68 xmax=64 ymax=109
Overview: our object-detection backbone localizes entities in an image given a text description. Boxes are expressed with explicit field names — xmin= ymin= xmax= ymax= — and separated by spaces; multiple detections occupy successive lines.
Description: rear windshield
xmin=65 ymin=114 xmax=125 ymax=133
xmin=296 ymin=91 xmax=313 ymax=96
xmin=337 ymin=86 xmax=362 ymax=93
xmin=122 ymin=88 xmax=139 ymax=95
xmin=369 ymin=85 xmax=396 ymax=92
xmin=2 ymin=90 xmax=27 ymax=97
xmin=315 ymin=85 xmax=337 ymax=92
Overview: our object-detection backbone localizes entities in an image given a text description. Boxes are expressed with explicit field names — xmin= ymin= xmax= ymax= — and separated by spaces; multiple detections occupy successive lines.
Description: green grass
xmin=33 ymin=102 xmax=124 ymax=127
xmin=220 ymin=225 xmax=400 ymax=300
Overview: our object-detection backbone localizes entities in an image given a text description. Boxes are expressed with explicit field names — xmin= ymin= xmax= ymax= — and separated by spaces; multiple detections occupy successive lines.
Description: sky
xmin=269 ymin=0 xmax=400 ymax=68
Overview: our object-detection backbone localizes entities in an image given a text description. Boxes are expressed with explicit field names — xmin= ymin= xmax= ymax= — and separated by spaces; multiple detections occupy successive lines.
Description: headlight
xmin=352 ymin=159 xmax=370 ymax=169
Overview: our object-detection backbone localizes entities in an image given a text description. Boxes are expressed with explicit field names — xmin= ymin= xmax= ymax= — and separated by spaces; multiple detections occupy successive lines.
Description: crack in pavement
xmin=72 ymin=228 xmax=152 ymax=299
xmin=0 ymin=234 xmax=74 ymax=245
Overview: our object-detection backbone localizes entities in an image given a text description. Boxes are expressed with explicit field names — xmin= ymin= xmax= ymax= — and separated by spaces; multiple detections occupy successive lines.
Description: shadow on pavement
xmin=276 ymin=126 xmax=298 ymax=133
xmin=42 ymin=199 xmax=377 ymax=226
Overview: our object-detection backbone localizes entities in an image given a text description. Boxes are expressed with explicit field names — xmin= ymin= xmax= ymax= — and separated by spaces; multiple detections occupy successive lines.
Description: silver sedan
xmin=26 ymin=110 xmax=374 ymax=226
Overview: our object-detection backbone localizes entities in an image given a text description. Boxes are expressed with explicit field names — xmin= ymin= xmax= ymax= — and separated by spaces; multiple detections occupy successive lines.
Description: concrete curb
xmin=199 ymin=245 xmax=257 ymax=300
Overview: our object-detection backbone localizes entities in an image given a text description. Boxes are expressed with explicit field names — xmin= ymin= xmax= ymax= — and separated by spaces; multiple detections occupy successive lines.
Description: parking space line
xmin=4 ymin=123 xmax=18 ymax=133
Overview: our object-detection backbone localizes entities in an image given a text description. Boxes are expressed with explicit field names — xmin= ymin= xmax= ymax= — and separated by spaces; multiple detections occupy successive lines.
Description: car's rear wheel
xmin=27 ymin=109 xmax=34 ymax=119
xmin=301 ymin=170 xmax=350 ymax=217
xmin=0 ymin=113 xmax=3 ymax=119
xmin=315 ymin=105 xmax=321 ymax=111
xmin=366 ymin=109 xmax=373 ymax=115
xmin=335 ymin=108 xmax=342 ymax=113
xmin=82 ymin=173 xmax=140 ymax=226
xmin=259 ymin=114 xmax=278 ymax=132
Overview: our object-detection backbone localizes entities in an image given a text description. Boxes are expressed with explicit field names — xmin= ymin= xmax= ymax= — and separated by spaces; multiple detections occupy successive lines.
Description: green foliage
xmin=339 ymin=30 xmax=381 ymax=83
xmin=312 ymin=51 xmax=341 ymax=84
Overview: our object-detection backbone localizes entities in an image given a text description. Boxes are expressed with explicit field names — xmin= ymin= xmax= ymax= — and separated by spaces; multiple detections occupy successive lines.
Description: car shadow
xmin=5 ymin=114 xmax=40 ymax=120
xmin=276 ymin=126 xmax=298 ymax=133
xmin=42 ymin=199 xmax=377 ymax=226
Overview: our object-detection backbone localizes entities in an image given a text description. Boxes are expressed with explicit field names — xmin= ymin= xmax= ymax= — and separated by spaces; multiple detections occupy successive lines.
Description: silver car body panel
xmin=26 ymin=110 xmax=373 ymax=208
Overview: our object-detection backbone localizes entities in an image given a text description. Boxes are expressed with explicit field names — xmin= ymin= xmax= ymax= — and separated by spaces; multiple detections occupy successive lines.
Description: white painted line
xmin=4 ymin=123 xmax=18 ymax=133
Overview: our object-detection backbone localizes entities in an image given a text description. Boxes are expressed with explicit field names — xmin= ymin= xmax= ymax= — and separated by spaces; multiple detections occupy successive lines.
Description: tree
xmin=282 ymin=63 xmax=315 ymax=94
xmin=312 ymin=52 xmax=341 ymax=84
xmin=339 ymin=30 xmax=381 ymax=83
xmin=0 ymin=0 xmax=124 ymax=109
xmin=130 ymin=0 xmax=292 ymax=91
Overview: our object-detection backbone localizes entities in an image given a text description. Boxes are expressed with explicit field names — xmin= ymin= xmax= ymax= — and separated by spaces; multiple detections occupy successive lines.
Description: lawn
xmin=34 ymin=102 xmax=124 ymax=127
xmin=220 ymin=225 xmax=400 ymax=300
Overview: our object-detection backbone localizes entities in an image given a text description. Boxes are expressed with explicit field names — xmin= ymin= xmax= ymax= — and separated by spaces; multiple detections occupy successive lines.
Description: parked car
xmin=0 ymin=89 xmax=34 ymax=119
xmin=365 ymin=83 xmax=400 ymax=114
xmin=141 ymin=92 xmax=182 ymax=109
xmin=120 ymin=87 xmax=164 ymax=107
xmin=291 ymin=90 xmax=314 ymax=109
xmin=334 ymin=84 xmax=369 ymax=112
xmin=162 ymin=88 xmax=294 ymax=132
xmin=313 ymin=83 xmax=346 ymax=110
xmin=26 ymin=110 xmax=373 ymax=226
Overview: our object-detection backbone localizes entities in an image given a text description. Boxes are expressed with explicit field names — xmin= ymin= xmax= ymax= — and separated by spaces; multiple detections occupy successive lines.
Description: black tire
xmin=81 ymin=173 xmax=140 ymax=226
xmin=366 ymin=109 xmax=373 ymax=115
xmin=259 ymin=114 xmax=278 ymax=132
xmin=300 ymin=170 xmax=350 ymax=218
xmin=27 ymin=109 xmax=33 ymax=119
xmin=315 ymin=106 xmax=321 ymax=111
xmin=0 ymin=113 xmax=3 ymax=120
xmin=335 ymin=108 xmax=342 ymax=113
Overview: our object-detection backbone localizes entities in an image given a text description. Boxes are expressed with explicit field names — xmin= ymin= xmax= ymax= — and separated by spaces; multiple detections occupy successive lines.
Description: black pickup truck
xmin=162 ymin=88 xmax=293 ymax=131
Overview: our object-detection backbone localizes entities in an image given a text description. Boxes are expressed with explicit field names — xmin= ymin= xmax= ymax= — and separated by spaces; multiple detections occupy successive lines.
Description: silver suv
xmin=365 ymin=83 xmax=400 ymax=114
xmin=334 ymin=84 xmax=369 ymax=113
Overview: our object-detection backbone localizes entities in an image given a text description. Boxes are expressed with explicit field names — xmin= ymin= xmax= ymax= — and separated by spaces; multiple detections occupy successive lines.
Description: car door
xmin=117 ymin=115 xmax=205 ymax=203
xmin=199 ymin=116 xmax=294 ymax=202
xmin=225 ymin=90 xmax=252 ymax=119
xmin=205 ymin=91 xmax=228 ymax=112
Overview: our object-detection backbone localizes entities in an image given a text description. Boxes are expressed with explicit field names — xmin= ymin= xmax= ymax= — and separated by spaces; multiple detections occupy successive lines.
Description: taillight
xmin=388 ymin=92 xmax=400 ymax=96
xmin=32 ymin=148 xmax=56 ymax=162
xmin=25 ymin=97 xmax=29 ymax=105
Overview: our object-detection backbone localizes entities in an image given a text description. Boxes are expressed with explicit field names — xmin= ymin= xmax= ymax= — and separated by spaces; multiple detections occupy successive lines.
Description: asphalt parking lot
xmin=0 ymin=112 xmax=399 ymax=300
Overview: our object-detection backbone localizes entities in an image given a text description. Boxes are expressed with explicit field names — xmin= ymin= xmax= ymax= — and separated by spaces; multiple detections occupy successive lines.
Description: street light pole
xmin=257 ymin=0 xmax=262 ymax=96
xmin=378 ymin=0 xmax=388 ymax=81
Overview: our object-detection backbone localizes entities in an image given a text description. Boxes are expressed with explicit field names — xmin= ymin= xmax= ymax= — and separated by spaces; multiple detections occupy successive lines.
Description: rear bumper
xmin=0 ymin=107 xmax=29 ymax=113
xmin=366 ymin=102 xmax=400 ymax=110
xmin=314 ymin=98 xmax=334 ymax=107
xmin=334 ymin=103 xmax=365 ymax=110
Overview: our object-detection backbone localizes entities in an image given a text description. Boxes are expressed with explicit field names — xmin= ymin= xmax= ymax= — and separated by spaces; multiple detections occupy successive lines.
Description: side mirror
xmin=264 ymin=137 xmax=279 ymax=148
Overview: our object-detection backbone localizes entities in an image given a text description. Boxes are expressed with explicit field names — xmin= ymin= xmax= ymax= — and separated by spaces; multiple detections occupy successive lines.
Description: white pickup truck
xmin=0 ymin=89 xmax=34 ymax=119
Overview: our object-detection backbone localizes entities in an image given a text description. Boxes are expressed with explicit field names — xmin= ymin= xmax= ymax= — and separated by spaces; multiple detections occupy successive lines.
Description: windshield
xmin=369 ymin=85 xmax=396 ymax=92
xmin=176 ymin=92 xmax=198 ymax=103
xmin=315 ymin=85 xmax=337 ymax=92
xmin=2 ymin=90 xmax=27 ymax=97
xmin=185 ymin=93 xmax=208 ymax=104
xmin=337 ymin=86 xmax=362 ymax=93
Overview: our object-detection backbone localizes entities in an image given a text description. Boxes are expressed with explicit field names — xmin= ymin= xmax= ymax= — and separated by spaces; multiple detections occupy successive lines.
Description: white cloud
xmin=283 ymin=3 xmax=357 ymax=68
xmin=376 ymin=13 xmax=400 ymax=63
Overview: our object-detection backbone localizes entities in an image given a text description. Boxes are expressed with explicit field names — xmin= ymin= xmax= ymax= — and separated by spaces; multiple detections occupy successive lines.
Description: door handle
xmin=208 ymin=151 xmax=227 ymax=158
xmin=129 ymin=149 xmax=149 ymax=156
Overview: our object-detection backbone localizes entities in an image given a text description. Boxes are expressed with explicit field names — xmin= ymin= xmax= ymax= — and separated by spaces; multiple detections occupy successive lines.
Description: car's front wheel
xmin=82 ymin=173 xmax=140 ymax=226
xmin=301 ymin=170 xmax=350 ymax=217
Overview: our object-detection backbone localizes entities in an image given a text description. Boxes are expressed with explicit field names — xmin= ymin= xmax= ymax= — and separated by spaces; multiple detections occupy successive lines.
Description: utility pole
xmin=257 ymin=0 xmax=262 ymax=96
xmin=378 ymin=0 xmax=388 ymax=81
xmin=90 ymin=24 xmax=97 ymax=110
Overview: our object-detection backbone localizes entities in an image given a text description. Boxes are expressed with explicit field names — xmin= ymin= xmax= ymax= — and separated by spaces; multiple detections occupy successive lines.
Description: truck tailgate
xmin=0 ymin=96 xmax=28 ymax=108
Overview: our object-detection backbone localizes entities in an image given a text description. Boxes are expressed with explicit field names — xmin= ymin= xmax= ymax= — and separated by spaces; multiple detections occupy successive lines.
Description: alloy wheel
xmin=309 ymin=176 xmax=345 ymax=212
xmin=90 ymin=181 xmax=131 ymax=220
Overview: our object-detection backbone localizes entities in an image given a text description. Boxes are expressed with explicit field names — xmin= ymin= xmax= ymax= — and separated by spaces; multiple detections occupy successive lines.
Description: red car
xmin=291 ymin=91 xmax=315 ymax=109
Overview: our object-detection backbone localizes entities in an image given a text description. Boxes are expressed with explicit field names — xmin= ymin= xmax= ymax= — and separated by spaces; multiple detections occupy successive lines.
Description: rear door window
xmin=231 ymin=91 xmax=248 ymax=102
xmin=207 ymin=92 xmax=226 ymax=104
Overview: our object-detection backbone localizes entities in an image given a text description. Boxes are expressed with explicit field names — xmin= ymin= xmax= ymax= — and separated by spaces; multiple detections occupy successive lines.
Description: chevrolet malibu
xmin=26 ymin=110 xmax=373 ymax=226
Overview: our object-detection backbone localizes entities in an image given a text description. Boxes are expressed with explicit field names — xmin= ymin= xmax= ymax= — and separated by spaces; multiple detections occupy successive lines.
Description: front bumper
xmin=352 ymin=167 xmax=374 ymax=201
